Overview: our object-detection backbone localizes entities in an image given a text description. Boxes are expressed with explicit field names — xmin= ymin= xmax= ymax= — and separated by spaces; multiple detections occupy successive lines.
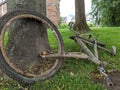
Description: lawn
xmin=0 ymin=26 xmax=120 ymax=90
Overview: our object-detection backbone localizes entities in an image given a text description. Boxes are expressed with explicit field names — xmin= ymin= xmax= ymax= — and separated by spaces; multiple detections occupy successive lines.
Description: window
xmin=1 ymin=0 xmax=7 ymax=15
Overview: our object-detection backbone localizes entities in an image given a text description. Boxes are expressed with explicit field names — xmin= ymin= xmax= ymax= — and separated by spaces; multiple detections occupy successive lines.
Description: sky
xmin=60 ymin=0 xmax=92 ymax=17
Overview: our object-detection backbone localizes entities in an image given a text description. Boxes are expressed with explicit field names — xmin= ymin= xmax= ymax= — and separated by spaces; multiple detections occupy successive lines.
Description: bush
xmin=58 ymin=24 xmax=69 ymax=29
xmin=87 ymin=23 xmax=94 ymax=27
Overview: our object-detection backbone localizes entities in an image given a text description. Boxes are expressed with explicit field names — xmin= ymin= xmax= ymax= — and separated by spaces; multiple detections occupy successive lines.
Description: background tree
xmin=91 ymin=0 xmax=120 ymax=26
xmin=6 ymin=0 xmax=51 ymax=71
xmin=75 ymin=0 xmax=90 ymax=33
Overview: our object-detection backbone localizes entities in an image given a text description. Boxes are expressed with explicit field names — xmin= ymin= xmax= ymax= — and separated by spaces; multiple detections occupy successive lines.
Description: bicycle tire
xmin=0 ymin=10 xmax=64 ymax=84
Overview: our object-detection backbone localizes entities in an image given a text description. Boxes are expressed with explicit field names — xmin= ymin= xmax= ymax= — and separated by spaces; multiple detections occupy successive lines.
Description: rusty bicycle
xmin=0 ymin=10 xmax=116 ymax=86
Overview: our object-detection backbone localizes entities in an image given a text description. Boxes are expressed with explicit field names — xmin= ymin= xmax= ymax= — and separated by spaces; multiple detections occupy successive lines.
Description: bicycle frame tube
xmin=75 ymin=36 xmax=101 ymax=65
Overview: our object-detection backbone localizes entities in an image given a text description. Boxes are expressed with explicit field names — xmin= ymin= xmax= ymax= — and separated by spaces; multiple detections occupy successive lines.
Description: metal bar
xmin=70 ymin=29 xmax=105 ymax=47
xmin=80 ymin=38 xmax=114 ymax=55
xmin=98 ymin=65 xmax=113 ymax=86
xmin=97 ymin=45 xmax=114 ymax=55
xmin=0 ymin=1 xmax=6 ymax=6
xmin=70 ymin=35 xmax=105 ymax=47
xmin=78 ymin=36 xmax=105 ymax=47
xmin=75 ymin=37 xmax=101 ymax=65
xmin=94 ymin=40 xmax=99 ymax=59
xmin=40 ymin=52 xmax=89 ymax=59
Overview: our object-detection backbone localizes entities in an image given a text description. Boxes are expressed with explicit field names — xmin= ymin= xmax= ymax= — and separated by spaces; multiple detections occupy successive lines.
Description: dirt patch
xmin=90 ymin=70 xmax=120 ymax=90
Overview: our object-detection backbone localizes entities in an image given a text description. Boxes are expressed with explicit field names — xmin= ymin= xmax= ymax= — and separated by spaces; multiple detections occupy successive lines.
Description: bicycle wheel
xmin=0 ymin=10 xmax=64 ymax=84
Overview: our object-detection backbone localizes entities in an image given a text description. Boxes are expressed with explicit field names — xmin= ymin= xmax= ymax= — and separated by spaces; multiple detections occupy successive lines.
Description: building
xmin=0 ymin=0 xmax=60 ymax=25
xmin=0 ymin=0 xmax=7 ymax=16
xmin=46 ymin=0 xmax=60 ymax=25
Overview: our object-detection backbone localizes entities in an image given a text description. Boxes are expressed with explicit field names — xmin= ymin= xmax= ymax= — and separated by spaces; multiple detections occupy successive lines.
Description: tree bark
xmin=6 ymin=0 xmax=51 ymax=71
xmin=75 ymin=0 xmax=90 ymax=33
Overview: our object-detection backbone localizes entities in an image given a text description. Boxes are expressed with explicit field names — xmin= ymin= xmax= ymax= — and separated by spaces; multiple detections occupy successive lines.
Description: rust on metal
xmin=75 ymin=37 xmax=101 ymax=65
xmin=40 ymin=52 xmax=89 ymax=59
xmin=0 ymin=13 xmax=63 ymax=78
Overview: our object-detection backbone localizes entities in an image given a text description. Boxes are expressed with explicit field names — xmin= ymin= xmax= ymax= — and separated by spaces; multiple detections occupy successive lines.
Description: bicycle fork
xmin=75 ymin=36 xmax=113 ymax=86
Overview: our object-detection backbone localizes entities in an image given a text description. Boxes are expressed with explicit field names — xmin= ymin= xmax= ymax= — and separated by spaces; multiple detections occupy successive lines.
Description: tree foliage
xmin=91 ymin=0 xmax=120 ymax=26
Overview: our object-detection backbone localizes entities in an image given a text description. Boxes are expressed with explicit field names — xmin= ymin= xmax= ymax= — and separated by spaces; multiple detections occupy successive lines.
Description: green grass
xmin=1 ymin=26 xmax=120 ymax=90
xmin=4 ymin=32 xmax=9 ymax=48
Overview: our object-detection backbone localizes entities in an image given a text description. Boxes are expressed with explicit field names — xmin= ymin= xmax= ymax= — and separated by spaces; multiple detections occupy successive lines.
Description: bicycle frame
xmin=40 ymin=31 xmax=116 ymax=86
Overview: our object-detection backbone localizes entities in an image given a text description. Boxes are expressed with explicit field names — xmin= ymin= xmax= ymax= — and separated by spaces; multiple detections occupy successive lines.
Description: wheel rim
xmin=0 ymin=13 xmax=63 ymax=78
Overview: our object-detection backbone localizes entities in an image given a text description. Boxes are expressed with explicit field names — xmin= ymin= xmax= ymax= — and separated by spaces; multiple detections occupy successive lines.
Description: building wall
xmin=46 ymin=0 xmax=60 ymax=25
xmin=2 ymin=4 xmax=7 ymax=15
xmin=0 ymin=0 xmax=60 ymax=25
xmin=0 ymin=0 xmax=7 ymax=17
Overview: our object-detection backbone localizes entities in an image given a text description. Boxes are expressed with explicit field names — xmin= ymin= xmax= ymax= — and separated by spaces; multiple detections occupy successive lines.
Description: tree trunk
xmin=6 ymin=0 xmax=51 ymax=71
xmin=75 ymin=0 xmax=90 ymax=33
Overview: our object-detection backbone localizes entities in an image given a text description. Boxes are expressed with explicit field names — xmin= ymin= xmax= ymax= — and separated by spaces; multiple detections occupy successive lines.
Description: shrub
xmin=58 ymin=24 xmax=69 ymax=29
xmin=87 ymin=23 xmax=94 ymax=27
